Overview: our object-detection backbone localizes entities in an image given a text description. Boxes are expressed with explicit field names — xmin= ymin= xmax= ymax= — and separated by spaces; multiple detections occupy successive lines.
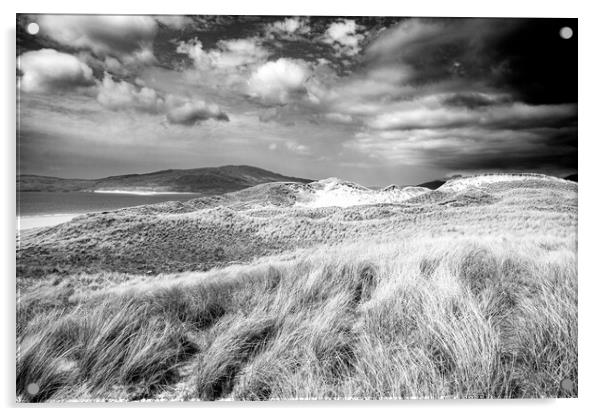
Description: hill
xmin=17 ymin=165 xmax=312 ymax=193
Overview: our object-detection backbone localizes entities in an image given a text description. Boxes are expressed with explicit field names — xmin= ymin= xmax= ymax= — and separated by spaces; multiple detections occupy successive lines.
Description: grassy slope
xmin=16 ymin=175 xmax=577 ymax=401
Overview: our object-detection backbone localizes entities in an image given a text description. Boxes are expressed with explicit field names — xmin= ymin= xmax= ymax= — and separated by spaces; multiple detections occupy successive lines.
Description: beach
xmin=17 ymin=213 xmax=79 ymax=230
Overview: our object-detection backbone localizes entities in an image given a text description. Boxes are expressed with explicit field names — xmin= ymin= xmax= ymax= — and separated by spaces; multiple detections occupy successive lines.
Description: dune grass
xmin=16 ymin=236 xmax=577 ymax=401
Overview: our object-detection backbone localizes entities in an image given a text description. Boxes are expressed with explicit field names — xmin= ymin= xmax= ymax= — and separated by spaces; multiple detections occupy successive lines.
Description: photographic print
xmin=16 ymin=14 xmax=577 ymax=401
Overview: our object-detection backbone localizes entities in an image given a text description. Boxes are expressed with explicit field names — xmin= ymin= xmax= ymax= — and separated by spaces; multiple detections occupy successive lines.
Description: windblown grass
xmin=17 ymin=236 xmax=577 ymax=401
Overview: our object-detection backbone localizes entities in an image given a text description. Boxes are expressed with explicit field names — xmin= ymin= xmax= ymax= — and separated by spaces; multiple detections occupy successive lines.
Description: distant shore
xmin=92 ymin=190 xmax=197 ymax=196
xmin=17 ymin=190 xmax=206 ymax=231
xmin=18 ymin=213 xmax=79 ymax=230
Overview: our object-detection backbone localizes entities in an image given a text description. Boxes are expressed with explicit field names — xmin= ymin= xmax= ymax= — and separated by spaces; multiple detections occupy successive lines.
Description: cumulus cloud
xmin=165 ymin=97 xmax=229 ymax=125
xmin=18 ymin=49 xmax=96 ymax=93
xmin=248 ymin=58 xmax=310 ymax=105
xmin=266 ymin=17 xmax=311 ymax=38
xmin=177 ymin=37 xmax=269 ymax=71
xmin=97 ymin=73 xmax=165 ymax=113
xmin=322 ymin=19 xmax=365 ymax=57
xmin=37 ymin=15 xmax=158 ymax=67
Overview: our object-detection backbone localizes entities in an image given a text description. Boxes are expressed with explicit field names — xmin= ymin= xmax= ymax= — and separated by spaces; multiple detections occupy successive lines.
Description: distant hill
xmin=17 ymin=165 xmax=312 ymax=193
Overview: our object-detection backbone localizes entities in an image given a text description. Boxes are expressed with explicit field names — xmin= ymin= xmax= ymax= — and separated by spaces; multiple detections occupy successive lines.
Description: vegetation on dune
xmin=17 ymin=236 xmax=577 ymax=401
xmin=16 ymin=176 xmax=577 ymax=281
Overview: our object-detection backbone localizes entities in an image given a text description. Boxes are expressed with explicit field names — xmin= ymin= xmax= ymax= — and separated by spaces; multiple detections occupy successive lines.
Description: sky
xmin=17 ymin=15 xmax=577 ymax=186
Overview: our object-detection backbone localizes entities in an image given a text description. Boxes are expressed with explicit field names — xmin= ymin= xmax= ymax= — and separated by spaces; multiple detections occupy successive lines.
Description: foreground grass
xmin=17 ymin=237 xmax=577 ymax=401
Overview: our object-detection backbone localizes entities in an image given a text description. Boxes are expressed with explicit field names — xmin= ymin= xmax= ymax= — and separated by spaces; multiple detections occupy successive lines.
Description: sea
xmin=17 ymin=191 xmax=204 ymax=231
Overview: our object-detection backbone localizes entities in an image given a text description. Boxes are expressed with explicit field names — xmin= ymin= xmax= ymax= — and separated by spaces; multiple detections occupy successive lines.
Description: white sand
xmin=17 ymin=214 xmax=79 ymax=230
xmin=93 ymin=190 xmax=196 ymax=196
xmin=295 ymin=178 xmax=431 ymax=208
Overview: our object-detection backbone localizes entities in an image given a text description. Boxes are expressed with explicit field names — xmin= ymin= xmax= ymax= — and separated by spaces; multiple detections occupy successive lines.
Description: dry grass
xmin=16 ymin=236 xmax=577 ymax=401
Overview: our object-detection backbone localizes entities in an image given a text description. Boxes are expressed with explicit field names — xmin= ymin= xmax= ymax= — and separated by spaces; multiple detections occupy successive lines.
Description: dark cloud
xmin=489 ymin=18 xmax=577 ymax=105
xmin=442 ymin=92 xmax=510 ymax=109
xmin=349 ymin=124 xmax=577 ymax=174
xmin=429 ymin=141 xmax=577 ymax=172
xmin=365 ymin=17 xmax=577 ymax=105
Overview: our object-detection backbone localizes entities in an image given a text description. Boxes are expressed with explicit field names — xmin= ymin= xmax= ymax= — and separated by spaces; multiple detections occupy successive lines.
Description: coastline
xmin=92 ymin=190 xmax=197 ymax=196
xmin=17 ymin=213 xmax=79 ymax=230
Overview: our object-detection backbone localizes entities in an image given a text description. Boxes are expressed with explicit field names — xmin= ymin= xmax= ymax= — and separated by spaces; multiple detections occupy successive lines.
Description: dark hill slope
xmin=17 ymin=165 xmax=312 ymax=193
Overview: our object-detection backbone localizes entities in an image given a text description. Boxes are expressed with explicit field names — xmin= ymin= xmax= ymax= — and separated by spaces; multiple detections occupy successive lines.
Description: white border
xmin=2 ymin=1 xmax=600 ymax=414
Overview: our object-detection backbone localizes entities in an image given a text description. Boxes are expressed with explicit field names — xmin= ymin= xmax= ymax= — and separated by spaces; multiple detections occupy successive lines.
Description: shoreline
xmin=92 ymin=190 xmax=197 ymax=196
xmin=17 ymin=213 xmax=80 ymax=230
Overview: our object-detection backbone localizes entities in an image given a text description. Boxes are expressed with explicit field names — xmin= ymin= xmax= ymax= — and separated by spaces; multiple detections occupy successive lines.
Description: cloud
xmin=322 ymin=19 xmax=365 ymax=57
xmin=18 ymin=49 xmax=96 ymax=93
xmin=213 ymin=39 xmax=270 ymax=69
xmin=364 ymin=18 xmax=496 ymax=87
xmin=258 ymin=107 xmax=296 ymax=126
xmin=367 ymin=102 xmax=576 ymax=131
xmin=442 ymin=92 xmax=511 ymax=109
xmin=97 ymin=73 xmax=165 ymax=113
xmin=154 ymin=15 xmax=194 ymax=29
xmin=266 ymin=17 xmax=311 ymax=38
xmin=37 ymin=15 xmax=158 ymax=67
xmin=364 ymin=17 xmax=568 ymax=99
xmin=365 ymin=18 xmax=446 ymax=59
xmin=248 ymin=58 xmax=310 ymax=105
xmin=285 ymin=142 xmax=310 ymax=155
xmin=311 ymin=65 xmax=414 ymax=113
xmin=17 ymin=16 xmax=577 ymax=182
xmin=177 ymin=37 xmax=269 ymax=71
xmin=346 ymin=125 xmax=577 ymax=171
xmin=268 ymin=140 xmax=311 ymax=155
xmin=165 ymin=97 xmax=229 ymax=125
xmin=324 ymin=113 xmax=353 ymax=123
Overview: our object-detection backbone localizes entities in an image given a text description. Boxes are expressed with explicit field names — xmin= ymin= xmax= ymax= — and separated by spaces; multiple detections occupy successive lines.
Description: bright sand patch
xmin=18 ymin=214 xmax=79 ymax=230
